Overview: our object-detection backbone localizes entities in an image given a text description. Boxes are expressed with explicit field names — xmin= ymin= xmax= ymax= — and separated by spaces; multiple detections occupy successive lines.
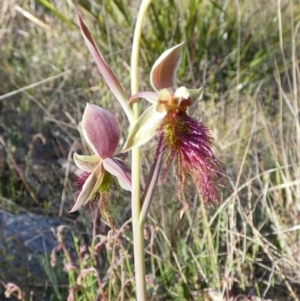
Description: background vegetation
xmin=1 ymin=0 xmax=300 ymax=300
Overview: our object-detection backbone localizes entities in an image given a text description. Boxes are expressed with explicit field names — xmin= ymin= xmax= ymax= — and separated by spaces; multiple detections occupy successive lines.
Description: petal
xmin=129 ymin=91 xmax=159 ymax=104
xmin=174 ymin=86 xmax=203 ymax=102
xmin=82 ymin=103 xmax=120 ymax=158
xmin=150 ymin=42 xmax=184 ymax=91
xmin=77 ymin=13 xmax=128 ymax=106
xmin=122 ymin=104 xmax=166 ymax=151
xmin=70 ymin=162 xmax=105 ymax=212
xmin=174 ymin=86 xmax=190 ymax=99
xmin=114 ymin=152 xmax=128 ymax=161
xmin=103 ymin=157 xmax=131 ymax=191
xmin=74 ymin=153 xmax=100 ymax=172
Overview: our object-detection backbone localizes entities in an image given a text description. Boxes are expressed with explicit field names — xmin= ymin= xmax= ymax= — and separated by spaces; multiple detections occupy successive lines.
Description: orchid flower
xmin=70 ymin=103 xmax=131 ymax=214
xmin=123 ymin=43 xmax=226 ymax=216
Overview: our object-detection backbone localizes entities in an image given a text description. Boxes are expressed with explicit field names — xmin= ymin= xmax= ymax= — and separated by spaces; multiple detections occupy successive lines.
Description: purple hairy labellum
xmin=158 ymin=110 xmax=226 ymax=206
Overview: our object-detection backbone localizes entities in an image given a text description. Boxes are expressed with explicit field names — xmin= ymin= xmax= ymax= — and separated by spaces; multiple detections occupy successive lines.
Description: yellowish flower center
xmin=157 ymin=87 xmax=192 ymax=114
xmin=161 ymin=111 xmax=189 ymax=147
xmin=99 ymin=171 xmax=112 ymax=193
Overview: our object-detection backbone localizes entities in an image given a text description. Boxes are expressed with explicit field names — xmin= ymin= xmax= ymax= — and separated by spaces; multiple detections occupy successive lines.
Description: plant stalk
xmin=130 ymin=0 xmax=152 ymax=300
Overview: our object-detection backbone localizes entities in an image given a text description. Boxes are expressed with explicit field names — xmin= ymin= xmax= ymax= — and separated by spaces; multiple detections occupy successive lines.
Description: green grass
xmin=1 ymin=0 xmax=300 ymax=300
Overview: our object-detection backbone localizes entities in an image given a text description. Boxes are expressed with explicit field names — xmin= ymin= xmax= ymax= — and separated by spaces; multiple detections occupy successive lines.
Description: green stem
xmin=131 ymin=147 xmax=145 ymax=300
xmin=130 ymin=0 xmax=152 ymax=300
xmin=131 ymin=0 xmax=152 ymax=110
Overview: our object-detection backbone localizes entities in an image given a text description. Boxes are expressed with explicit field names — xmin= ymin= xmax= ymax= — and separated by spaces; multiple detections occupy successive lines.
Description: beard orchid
xmin=123 ymin=43 xmax=226 ymax=216
xmin=74 ymin=10 xmax=228 ymax=298
xmin=71 ymin=103 xmax=131 ymax=220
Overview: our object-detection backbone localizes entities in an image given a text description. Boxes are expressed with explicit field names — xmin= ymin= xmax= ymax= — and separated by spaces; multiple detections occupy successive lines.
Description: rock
xmin=0 ymin=212 xmax=75 ymax=300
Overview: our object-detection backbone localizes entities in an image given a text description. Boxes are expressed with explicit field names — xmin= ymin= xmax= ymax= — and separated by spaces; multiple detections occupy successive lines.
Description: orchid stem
xmin=130 ymin=0 xmax=152 ymax=300
xmin=131 ymin=0 xmax=152 ymax=114
xmin=140 ymin=137 xmax=163 ymax=224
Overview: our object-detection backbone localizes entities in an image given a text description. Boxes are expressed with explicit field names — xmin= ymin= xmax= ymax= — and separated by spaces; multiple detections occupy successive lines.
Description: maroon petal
xmin=150 ymin=42 xmax=184 ymax=91
xmin=103 ymin=157 xmax=131 ymax=191
xmin=129 ymin=91 xmax=159 ymax=104
xmin=77 ymin=13 xmax=128 ymax=106
xmin=82 ymin=103 xmax=120 ymax=158
xmin=70 ymin=162 xmax=105 ymax=212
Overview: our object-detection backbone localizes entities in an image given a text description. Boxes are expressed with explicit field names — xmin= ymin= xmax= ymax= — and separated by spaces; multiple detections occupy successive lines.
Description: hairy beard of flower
xmin=74 ymin=172 xmax=90 ymax=199
xmin=158 ymin=110 xmax=226 ymax=206
xmin=73 ymin=171 xmax=117 ymax=228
